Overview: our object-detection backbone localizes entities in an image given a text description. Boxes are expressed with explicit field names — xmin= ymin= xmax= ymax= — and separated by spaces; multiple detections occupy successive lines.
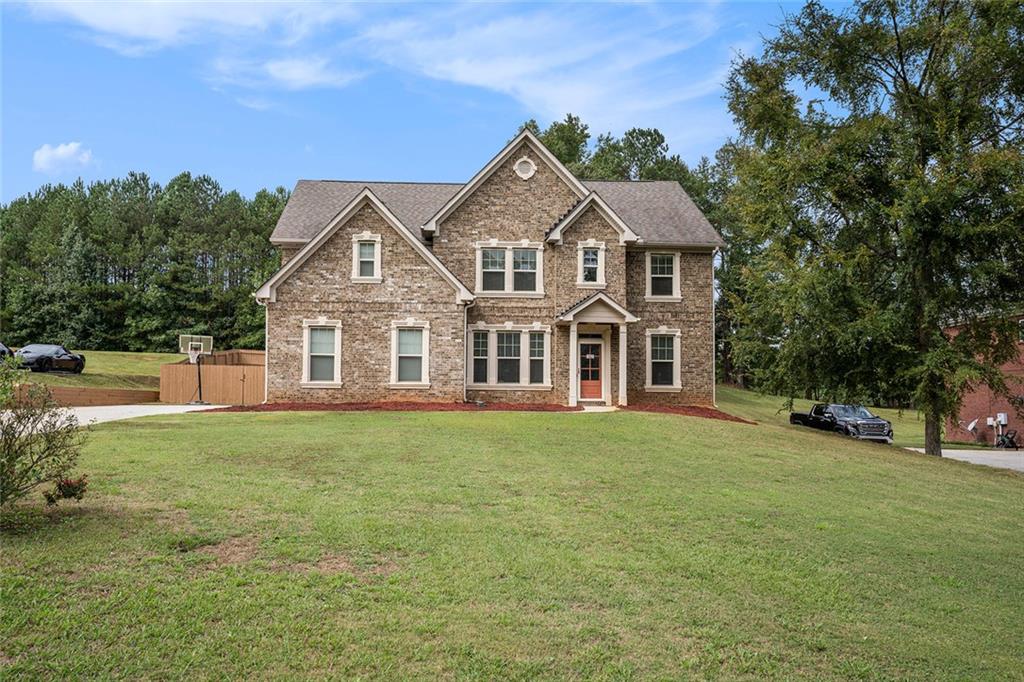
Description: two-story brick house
xmin=255 ymin=130 xmax=724 ymax=407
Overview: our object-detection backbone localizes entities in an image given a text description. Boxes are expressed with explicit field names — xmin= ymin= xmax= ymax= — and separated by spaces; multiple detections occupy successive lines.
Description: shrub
xmin=0 ymin=357 xmax=88 ymax=509
xmin=43 ymin=475 xmax=89 ymax=507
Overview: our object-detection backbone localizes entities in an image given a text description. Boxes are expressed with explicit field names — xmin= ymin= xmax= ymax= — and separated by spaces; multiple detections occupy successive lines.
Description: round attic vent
xmin=513 ymin=157 xmax=537 ymax=180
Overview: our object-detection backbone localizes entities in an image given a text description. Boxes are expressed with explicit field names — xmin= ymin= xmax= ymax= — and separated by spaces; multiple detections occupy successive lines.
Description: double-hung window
xmin=529 ymin=332 xmax=545 ymax=384
xmin=475 ymin=241 xmax=544 ymax=295
xmin=645 ymin=328 xmax=681 ymax=391
xmin=496 ymin=332 xmax=521 ymax=383
xmin=468 ymin=325 xmax=551 ymax=388
xmin=390 ymin=319 xmax=430 ymax=388
xmin=302 ymin=319 xmax=342 ymax=387
xmin=481 ymin=249 xmax=506 ymax=291
xmin=473 ymin=331 xmax=488 ymax=384
xmin=351 ymin=232 xmax=381 ymax=282
xmin=576 ymin=240 xmax=606 ymax=287
xmin=651 ymin=253 xmax=675 ymax=296
xmin=513 ymin=249 xmax=537 ymax=292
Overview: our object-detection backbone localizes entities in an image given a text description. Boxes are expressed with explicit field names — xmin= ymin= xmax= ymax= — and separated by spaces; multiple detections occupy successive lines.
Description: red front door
xmin=580 ymin=342 xmax=602 ymax=399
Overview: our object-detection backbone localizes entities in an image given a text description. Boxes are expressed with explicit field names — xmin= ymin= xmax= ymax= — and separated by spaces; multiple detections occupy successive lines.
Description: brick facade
xmin=262 ymin=137 xmax=719 ymax=408
xmin=945 ymin=316 xmax=1024 ymax=444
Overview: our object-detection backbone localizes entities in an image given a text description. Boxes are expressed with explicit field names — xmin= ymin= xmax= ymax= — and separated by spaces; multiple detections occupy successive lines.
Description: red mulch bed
xmin=624 ymin=404 xmax=756 ymax=424
xmin=210 ymin=401 xmax=582 ymax=413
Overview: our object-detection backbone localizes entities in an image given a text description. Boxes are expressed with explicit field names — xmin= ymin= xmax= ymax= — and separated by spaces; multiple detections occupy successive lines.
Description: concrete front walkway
xmin=70 ymin=404 xmax=223 ymax=426
xmin=909 ymin=447 xmax=1024 ymax=473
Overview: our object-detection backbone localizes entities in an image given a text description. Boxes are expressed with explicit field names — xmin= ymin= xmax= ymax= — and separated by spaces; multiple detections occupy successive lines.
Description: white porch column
xmin=568 ymin=322 xmax=578 ymax=407
xmin=618 ymin=324 xmax=628 ymax=406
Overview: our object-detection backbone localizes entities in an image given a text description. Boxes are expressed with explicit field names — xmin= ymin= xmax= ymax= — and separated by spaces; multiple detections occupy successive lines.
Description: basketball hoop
xmin=188 ymin=346 xmax=202 ymax=365
xmin=179 ymin=335 xmax=213 ymax=405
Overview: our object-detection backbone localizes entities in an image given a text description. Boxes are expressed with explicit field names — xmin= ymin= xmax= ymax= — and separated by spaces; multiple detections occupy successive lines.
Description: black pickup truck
xmin=790 ymin=403 xmax=894 ymax=443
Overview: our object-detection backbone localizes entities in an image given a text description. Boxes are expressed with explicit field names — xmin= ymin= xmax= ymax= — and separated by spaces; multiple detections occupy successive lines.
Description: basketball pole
xmin=191 ymin=353 xmax=209 ymax=405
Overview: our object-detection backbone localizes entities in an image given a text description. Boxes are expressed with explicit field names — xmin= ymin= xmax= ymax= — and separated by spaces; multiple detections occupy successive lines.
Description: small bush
xmin=43 ymin=475 xmax=89 ymax=507
xmin=0 ymin=357 xmax=88 ymax=509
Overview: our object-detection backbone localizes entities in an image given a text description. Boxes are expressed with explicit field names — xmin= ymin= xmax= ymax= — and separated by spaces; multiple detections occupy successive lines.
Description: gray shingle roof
xmin=271 ymin=181 xmax=461 ymax=243
xmin=271 ymin=178 xmax=723 ymax=248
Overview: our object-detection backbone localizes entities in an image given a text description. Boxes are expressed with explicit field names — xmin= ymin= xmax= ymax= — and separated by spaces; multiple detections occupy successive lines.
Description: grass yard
xmin=2 ymin=402 xmax=1021 ymax=678
xmin=716 ymin=386 xmax=927 ymax=449
xmin=21 ymin=350 xmax=184 ymax=390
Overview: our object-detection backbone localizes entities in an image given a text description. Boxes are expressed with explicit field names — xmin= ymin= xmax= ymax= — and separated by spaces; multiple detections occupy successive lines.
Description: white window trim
xmin=351 ymin=231 xmax=382 ymax=283
xmin=645 ymin=251 xmax=681 ymax=302
xmin=466 ymin=322 xmax=552 ymax=390
xmin=576 ymin=239 xmax=606 ymax=289
xmin=389 ymin=318 xmax=430 ymax=389
xmin=301 ymin=318 xmax=342 ymax=388
xmin=645 ymin=326 xmax=682 ymax=392
xmin=474 ymin=240 xmax=545 ymax=297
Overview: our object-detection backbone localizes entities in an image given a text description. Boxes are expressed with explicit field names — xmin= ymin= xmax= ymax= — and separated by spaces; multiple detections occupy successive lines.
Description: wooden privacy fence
xmin=16 ymin=385 xmax=159 ymax=407
xmin=160 ymin=350 xmax=265 ymax=405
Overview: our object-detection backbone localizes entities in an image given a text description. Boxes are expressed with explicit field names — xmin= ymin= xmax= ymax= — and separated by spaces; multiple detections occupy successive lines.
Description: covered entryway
xmin=558 ymin=292 xmax=639 ymax=407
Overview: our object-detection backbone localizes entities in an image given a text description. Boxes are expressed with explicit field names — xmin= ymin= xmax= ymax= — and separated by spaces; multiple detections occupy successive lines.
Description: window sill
xmin=644 ymin=385 xmax=682 ymax=392
xmin=301 ymin=381 xmax=343 ymax=389
xmin=467 ymin=384 xmax=552 ymax=391
xmin=351 ymin=276 xmax=382 ymax=284
xmin=644 ymin=295 xmax=682 ymax=303
xmin=576 ymin=282 xmax=606 ymax=289
xmin=388 ymin=382 xmax=431 ymax=390
xmin=474 ymin=291 xmax=545 ymax=299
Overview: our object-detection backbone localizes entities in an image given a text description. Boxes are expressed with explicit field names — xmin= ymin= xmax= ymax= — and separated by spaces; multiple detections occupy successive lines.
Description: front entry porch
xmin=557 ymin=292 xmax=639 ymax=408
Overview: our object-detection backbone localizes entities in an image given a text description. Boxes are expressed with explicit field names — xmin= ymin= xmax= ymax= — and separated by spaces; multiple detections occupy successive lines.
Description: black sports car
xmin=0 ymin=342 xmax=10 ymax=358
xmin=15 ymin=344 xmax=86 ymax=373
xmin=790 ymin=403 xmax=893 ymax=443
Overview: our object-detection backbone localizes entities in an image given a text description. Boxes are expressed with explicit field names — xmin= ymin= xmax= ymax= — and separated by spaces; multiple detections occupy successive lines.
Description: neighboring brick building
xmin=945 ymin=315 xmax=1024 ymax=444
xmin=256 ymin=130 xmax=724 ymax=407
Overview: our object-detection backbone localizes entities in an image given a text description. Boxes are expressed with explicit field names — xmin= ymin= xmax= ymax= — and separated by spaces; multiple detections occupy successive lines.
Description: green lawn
xmin=716 ymin=385 xmax=927 ymax=448
xmin=2 ymin=404 xmax=1021 ymax=678
xmin=21 ymin=350 xmax=184 ymax=390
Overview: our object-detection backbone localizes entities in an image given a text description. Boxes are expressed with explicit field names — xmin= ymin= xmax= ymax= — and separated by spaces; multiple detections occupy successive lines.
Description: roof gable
xmin=422 ymin=129 xmax=588 ymax=235
xmin=256 ymin=188 xmax=473 ymax=304
xmin=546 ymin=192 xmax=638 ymax=245
xmin=557 ymin=292 xmax=639 ymax=323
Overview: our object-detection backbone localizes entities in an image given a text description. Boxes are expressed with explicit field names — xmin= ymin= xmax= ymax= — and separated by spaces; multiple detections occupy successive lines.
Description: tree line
xmin=1 ymin=172 xmax=287 ymax=352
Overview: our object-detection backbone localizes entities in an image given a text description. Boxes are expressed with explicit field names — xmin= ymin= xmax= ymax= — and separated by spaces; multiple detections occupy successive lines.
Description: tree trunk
xmin=924 ymin=409 xmax=943 ymax=457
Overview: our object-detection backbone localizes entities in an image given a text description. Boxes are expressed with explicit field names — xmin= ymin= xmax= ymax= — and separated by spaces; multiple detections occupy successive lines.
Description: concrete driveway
xmin=70 ymin=404 xmax=223 ymax=426
xmin=909 ymin=447 xmax=1024 ymax=473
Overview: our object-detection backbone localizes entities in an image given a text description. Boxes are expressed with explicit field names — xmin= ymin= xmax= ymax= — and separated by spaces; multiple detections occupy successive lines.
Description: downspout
xmin=255 ymin=293 xmax=269 ymax=405
xmin=462 ymin=297 xmax=476 ymax=403
xmin=711 ymin=247 xmax=718 ymax=408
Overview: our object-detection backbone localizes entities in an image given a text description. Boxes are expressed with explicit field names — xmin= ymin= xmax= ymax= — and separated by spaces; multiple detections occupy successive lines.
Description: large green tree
xmin=727 ymin=0 xmax=1024 ymax=455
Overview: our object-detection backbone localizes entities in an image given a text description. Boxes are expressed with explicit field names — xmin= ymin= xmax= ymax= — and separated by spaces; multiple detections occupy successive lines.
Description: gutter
xmin=462 ymin=297 xmax=477 ymax=403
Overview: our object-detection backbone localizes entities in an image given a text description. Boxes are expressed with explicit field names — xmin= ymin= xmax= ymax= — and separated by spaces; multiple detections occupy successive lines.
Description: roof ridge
xmin=300 ymin=179 xmax=465 ymax=186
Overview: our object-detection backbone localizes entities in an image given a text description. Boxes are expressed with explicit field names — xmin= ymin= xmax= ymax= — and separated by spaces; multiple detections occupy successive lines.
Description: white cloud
xmin=32 ymin=142 xmax=94 ymax=174
xmin=355 ymin=3 xmax=727 ymax=134
xmin=25 ymin=1 xmax=357 ymax=54
xmin=210 ymin=56 xmax=363 ymax=91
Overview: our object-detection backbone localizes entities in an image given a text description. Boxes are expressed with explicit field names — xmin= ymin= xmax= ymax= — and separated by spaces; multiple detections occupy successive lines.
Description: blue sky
xmin=2 ymin=1 xmax=803 ymax=203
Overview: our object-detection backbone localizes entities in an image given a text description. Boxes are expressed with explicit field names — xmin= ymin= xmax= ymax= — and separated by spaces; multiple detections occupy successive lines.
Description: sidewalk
xmin=70 ymin=404 xmax=223 ymax=426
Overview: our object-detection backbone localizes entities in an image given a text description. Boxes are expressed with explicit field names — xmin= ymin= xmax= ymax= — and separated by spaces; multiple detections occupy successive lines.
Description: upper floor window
xmin=351 ymin=231 xmax=382 ymax=283
xmin=576 ymin=239 xmax=606 ymax=288
xmin=645 ymin=252 xmax=680 ymax=301
xmin=475 ymin=240 xmax=544 ymax=296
